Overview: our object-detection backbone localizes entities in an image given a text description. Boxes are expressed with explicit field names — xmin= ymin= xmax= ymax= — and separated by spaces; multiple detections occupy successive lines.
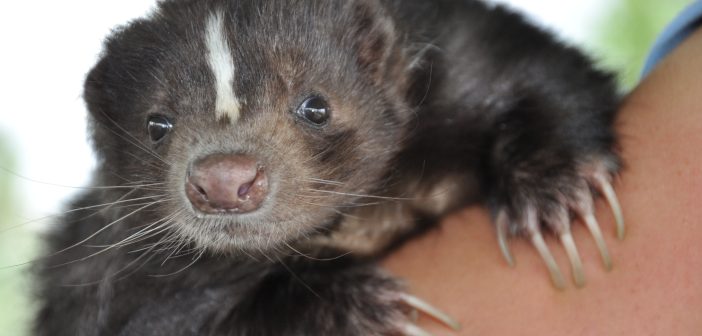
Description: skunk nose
xmin=185 ymin=154 xmax=268 ymax=214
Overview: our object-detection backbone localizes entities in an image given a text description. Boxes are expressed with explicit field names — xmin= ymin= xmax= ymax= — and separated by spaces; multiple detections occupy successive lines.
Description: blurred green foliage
xmin=0 ymin=135 xmax=37 ymax=336
xmin=591 ymin=0 xmax=690 ymax=89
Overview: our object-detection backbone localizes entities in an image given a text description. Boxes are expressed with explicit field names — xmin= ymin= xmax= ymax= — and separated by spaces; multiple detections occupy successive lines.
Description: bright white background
xmin=0 ymin=0 xmax=609 ymax=218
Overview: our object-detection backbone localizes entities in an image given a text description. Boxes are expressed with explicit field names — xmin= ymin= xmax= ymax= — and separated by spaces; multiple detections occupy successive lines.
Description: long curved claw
xmin=400 ymin=294 xmax=462 ymax=331
xmin=531 ymin=231 xmax=566 ymax=290
xmin=400 ymin=323 xmax=435 ymax=336
xmin=582 ymin=214 xmax=613 ymax=271
xmin=596 ymin=176 xmax=625 ymax=240
xmin=496 ymin=209 xmax=515 ymax=267
xmin=559 ymin=232 xmax=585 ymax=287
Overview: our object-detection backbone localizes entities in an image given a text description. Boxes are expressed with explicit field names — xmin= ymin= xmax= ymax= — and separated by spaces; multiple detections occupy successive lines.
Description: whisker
xmin=0 ymin=165 xmax=164 ymax=190
xmin=87 ymin=210 xmax=180 ymax=249
xmin=0 ymin=193 xmax=168 ymax=234
xmin=275 ymin=255 xmax=323 ymax=300
xmin=162 ymin=236 xmax=192 ymax=266
xmin=97 ymin=111 xmax=172 ymax=166
xmin=283 ymin=241 xmax=352 ymax=261
xmin=119 ymin=148 xmax=168 ymax=171
xmin=149 ymin=248 xmax=206 ymax=278
xmin=304 ymin=188 xmax=414 ymax=201
xmin=129 ymin=231 xmax=181 ymax=254
xmin=61 ymin=240 xmax=162 ymax=287
xmin=45 ymin=200 xmax=167 ymax=268
xmin=296 ymin=177 xmax=345 ymax=187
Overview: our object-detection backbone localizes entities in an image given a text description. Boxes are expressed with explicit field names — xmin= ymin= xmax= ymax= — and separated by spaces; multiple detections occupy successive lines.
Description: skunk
xmin=35 ymin=0 xmax=624 ymax=335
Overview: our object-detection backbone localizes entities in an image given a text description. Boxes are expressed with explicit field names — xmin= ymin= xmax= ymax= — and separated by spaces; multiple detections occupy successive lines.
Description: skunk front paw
xmin=492 ymin=156 xmax=624 ymax=289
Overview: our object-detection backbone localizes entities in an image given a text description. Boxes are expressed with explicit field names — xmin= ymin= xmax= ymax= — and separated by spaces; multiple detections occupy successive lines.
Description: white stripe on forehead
xmin=205 ymin=11 xmax=241 ymax=123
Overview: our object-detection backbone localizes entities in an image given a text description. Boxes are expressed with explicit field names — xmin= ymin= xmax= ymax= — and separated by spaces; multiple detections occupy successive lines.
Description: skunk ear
xmin=83 ymin=56 xmax=114 ymax=123
xmin=345 ymin=0 xmax=402 ymax=83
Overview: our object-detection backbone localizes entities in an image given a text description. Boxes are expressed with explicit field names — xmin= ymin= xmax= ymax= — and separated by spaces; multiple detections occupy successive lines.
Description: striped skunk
xmin=35 ymin=0 xmax=624 ymax=335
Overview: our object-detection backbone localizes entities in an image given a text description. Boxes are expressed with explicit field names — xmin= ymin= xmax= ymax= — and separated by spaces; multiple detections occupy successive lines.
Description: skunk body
xmin=35 ymin=1 xmax=621 ymax=335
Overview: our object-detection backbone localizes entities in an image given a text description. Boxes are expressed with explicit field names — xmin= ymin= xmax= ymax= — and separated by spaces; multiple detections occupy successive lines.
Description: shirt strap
xmin=642 ymin=1 xmax=702 ymax=77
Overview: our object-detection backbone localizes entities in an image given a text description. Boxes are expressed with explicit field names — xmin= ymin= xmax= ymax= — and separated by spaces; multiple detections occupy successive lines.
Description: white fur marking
xmin=205 ymin=12 xmax=241 ymax=122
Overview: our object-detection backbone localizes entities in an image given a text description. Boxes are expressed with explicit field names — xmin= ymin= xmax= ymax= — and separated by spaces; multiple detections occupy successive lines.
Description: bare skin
xmin=383 ymin=27 xmax=702 ymax=336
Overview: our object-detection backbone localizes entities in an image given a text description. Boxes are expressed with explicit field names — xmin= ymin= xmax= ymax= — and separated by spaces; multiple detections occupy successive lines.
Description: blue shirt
xmin=642 ymin=1 xmax=702 ymax=77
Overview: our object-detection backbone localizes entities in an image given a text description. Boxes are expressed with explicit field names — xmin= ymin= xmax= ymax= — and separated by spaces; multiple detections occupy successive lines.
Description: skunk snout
xmin=185 ymin=154 xmax=269 ymax=214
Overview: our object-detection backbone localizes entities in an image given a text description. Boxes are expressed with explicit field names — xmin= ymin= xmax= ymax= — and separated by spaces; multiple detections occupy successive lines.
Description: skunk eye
xmin=296 ymin=96 xmax=331 ymax=126
xmin=147 ymin=116 xmax=173 ymax=142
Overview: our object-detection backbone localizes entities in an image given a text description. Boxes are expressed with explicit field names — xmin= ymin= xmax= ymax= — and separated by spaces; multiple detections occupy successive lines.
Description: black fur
xmin=34 ymin=0 xmax=620 ymax=335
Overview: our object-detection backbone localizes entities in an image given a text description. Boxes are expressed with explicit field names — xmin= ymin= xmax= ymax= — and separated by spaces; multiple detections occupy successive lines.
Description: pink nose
xmin=185 ymin=154 xmax=268 ymax=214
